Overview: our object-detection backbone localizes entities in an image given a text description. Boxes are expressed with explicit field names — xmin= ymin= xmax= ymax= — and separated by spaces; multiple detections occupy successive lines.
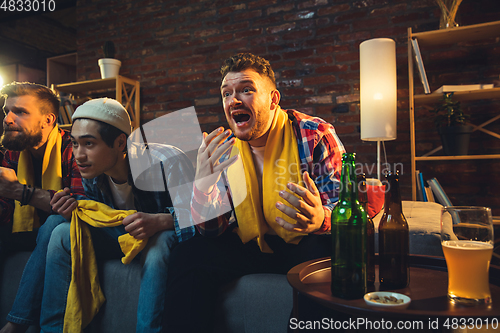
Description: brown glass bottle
xmin=378 ymin=171 xmax=410 ymax=289
xmin=357 ymin=174 xmax=375 ymax=287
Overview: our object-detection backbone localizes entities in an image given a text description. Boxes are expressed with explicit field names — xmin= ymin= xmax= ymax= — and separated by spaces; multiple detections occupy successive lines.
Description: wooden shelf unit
xmin=46 ymin=53 xmax=77 ymax=88
xmin=408 ymin=20 xmax=500 ymax=200
xmin=415 ymin=87 xmax=500 ymax=105
xmin=411 ymin=20 xmax=500 ymax=47
xmin=51 ymin=75 xmax=141 ymax=130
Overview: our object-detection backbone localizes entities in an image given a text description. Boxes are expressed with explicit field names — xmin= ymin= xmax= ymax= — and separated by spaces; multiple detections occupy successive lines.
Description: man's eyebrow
xmin=220 ymin=79 xmax=255 ymax=91
xmin=70 ymin=134 xmax=98 ymax=140
xmin=4 ymin=105 xmax=26 ymax=113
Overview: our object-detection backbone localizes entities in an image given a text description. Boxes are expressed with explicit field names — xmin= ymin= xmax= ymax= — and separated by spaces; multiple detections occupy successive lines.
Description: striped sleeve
xmin=191 ymin=180 xmax=232 ymax=237
xmin=291 ymin=110 xmax=345 ymax=234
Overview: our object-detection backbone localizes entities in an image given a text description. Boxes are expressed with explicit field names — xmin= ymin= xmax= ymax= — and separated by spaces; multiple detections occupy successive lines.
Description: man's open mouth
xmin=231 ymin=111 xmax=251 ymax=125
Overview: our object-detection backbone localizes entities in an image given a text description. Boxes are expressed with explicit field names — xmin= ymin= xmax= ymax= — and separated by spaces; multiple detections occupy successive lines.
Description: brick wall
xmin=0 ymin=14 xmax=76 ymax=70
xmin=76 ymin=0 xmax=500 ymax=213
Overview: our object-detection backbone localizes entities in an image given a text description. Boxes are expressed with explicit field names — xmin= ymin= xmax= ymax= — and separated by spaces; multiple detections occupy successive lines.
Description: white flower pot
xmin=98 ymin=58 xmax=121 ymax=79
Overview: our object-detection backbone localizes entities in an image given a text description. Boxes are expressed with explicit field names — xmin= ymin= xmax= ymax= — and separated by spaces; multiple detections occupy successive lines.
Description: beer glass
xmin=441 ymin=206 xmax=494 ymax=304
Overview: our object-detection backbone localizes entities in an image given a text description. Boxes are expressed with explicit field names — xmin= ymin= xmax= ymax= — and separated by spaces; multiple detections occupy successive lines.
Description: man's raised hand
xmin=275 ymin=171 xmax=325 ymax=234
xmin=194 ymin=127 xmax=238 ymax=193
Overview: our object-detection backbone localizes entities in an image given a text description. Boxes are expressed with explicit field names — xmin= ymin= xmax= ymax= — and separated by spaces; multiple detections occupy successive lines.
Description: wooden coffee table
xmin=287 ymin=256 xmax=500 ymax=326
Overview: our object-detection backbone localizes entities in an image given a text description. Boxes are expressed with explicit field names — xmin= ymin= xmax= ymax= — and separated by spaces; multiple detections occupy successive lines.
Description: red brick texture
xmin=76 ymin=0 xmax=500 ymax=212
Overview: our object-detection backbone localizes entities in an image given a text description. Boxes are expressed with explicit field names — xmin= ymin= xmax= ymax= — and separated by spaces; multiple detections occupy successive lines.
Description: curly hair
xmin=220 ymin=53 xmax=276 ymax=88
xmin=1 ymin=82 xmax=59 ymax=119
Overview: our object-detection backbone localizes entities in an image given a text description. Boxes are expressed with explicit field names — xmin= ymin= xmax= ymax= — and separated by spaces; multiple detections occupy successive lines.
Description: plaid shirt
xmin=0 ymin=128 xmax=85 ymax=226
xmin=83 ymin=143 xmax=196 ymax=243
xmin=192 ymin=109 xmax=345 ymax=237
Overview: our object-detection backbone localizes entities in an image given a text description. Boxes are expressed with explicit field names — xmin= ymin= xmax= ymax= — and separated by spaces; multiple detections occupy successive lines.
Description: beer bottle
xmin=378 ymin=170 xmax=410 ymax=289
xmin=331 ymin=153 xmax=367 ymax=299
xmin=357 ymin=174 xmax=375 ymax=287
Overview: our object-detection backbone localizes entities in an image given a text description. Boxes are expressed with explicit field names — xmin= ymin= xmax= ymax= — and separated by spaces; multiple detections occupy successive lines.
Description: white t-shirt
xmin=250 ymin=145 xmax=265 ymax=193
xmin=107 ymin=176 xmax=135 ymax=210
xmin=250 ymin=145 xmax=278 ymax=235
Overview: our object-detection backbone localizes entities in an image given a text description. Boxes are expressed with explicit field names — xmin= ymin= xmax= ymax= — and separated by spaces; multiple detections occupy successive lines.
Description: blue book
xmin=418 ymin=172 xmax=427 ymax=202
xmin=415 ymin=170 xmax=424 ymax=201
xmin=427 ymin=178 xmax=452 ymax=206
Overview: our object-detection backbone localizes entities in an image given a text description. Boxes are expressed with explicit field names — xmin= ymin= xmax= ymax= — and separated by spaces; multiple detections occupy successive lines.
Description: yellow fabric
xmin=227 ymin=107 xmax=307 ymax=253
xmin=63 ymin=199 xmax=146 ymax=333
xmin=13 ymin=125 xmax=62 ymax=233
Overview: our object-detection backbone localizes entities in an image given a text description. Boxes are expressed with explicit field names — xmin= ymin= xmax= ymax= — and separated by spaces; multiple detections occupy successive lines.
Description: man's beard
xmin=1 ymin=126 xmax=43 ymax=151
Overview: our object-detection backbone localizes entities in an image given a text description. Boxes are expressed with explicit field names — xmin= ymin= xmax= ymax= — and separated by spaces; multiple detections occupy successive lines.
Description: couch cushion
xmin=373 ymin=201 xmax=443 ymax=257
xmin=0 ymin=251 xmax=39 ymax=333
xmin=1 ymin=251 xmax=293 ymax=333
xmin=216 ymin=273 xmax=293 ymax=333
xmin=86 ymin=257 xmax=142 ymax=332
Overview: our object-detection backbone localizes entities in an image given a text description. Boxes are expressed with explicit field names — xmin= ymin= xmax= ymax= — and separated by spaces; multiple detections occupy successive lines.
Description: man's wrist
xmin=20 ymin=185 xmax=36 ymax=206
xmin=312 ymin=207 xmax=330 ymax=234
xmin=194 ymin=180 xmax=215 ymax=195
xmin=12 ymin=182 xmax=24 ymax=202
xmin=193 ymin=182 xmax=217 ymax=200
xmin=159 ymin=213 xmax=175 ymax=231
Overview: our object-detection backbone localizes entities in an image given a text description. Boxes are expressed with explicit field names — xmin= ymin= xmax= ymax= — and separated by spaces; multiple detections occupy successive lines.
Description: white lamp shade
xmin=360 ymin=38 xmax=397 ymax=141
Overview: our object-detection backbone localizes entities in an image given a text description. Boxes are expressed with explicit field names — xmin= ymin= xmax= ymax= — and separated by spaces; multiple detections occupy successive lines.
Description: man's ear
xmin=43 ymin=113 xmax=57 ymax=129
xmin=270 ymin=89 xmax=281 ymax=110
xmin=115 ymin=133 xmax=128 ymax=152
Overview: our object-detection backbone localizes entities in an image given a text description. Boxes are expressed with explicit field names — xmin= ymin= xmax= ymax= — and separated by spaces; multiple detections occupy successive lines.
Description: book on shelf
xmin=418 ymin=171 xmax=428 ymax=202
xmin=433 ymin=84 xmax=495 ymax=94
xmin=415 ymin=170 xmax=424 ymax=201
xmin=58 ymin=105 xmax=70 ymax=125
xmin=57 ymin=97 xmax=76 ymax=125
xmin=424 ymin=186 xmax=435 ymax=202
xmin=427 ymin=178 xmax=452 ymax=206
xmin=416 ymin=170 xmax=441 ymax=203
xmin=63 ymin=100 xmax=74 ymax=123
xmin=411 ymin=38 xmax=430 ymax=94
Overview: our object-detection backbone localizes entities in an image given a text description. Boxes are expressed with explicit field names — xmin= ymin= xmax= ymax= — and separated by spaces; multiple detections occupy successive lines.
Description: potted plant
xmin=430 ymin=92 xmax=473 ymax=155
xmin=98 ymin=41 xmax=121 ymax=79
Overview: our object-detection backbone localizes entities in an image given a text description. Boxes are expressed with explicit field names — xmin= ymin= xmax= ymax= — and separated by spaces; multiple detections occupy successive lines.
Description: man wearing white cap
xmin=39 ymin=98 xmax=195 ymax=333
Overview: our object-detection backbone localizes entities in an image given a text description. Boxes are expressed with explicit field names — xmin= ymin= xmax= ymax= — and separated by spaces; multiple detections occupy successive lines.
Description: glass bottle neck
xmin=384 ymin=176 xmax=402 ymax=214
xmin=339 ymin=161 xmax=358 ymax=202
xmin=357 ymin=176 xmax=368 ymax=207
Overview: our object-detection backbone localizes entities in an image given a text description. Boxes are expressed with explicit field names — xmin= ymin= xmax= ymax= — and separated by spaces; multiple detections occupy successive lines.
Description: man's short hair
xmin=74 ymin=118 xmax=127 ymax=149
xmin=220 ymin=53 xmax=276 ymax=88
xmin=0 ymin=82 xmax=59 ymax=119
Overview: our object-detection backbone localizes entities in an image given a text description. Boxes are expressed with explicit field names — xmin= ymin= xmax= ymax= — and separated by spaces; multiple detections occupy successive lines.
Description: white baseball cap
xmin=72 ymin=98 xmax=132 ymax=135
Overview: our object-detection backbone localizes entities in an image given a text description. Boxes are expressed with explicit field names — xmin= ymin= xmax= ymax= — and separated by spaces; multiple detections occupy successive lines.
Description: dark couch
xmin=1 ymin=200 xmax=449 ymax=332
xmin=0 ymin=250 xmax=293 ymax=333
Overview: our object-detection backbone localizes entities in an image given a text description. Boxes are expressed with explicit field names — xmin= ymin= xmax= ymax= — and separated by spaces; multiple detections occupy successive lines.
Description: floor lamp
xmin=360 ymin=38 xmax=397 ymax=180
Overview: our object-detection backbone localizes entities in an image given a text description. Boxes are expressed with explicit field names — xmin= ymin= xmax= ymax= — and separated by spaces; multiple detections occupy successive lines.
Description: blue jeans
xmin=40 ymin=222 xmax=177 ymax=333
xmin=6 ymin=215 xmax=68 ymax=326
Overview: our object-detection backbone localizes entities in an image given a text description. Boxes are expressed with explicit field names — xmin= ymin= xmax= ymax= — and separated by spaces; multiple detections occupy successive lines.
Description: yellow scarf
xmin=13 ymin=125 xmax=62 ymax=233
xmin=227 ymin=107 xmax=306 ymax=253
xmin=63 ymin=199 xmax=147 ymax=333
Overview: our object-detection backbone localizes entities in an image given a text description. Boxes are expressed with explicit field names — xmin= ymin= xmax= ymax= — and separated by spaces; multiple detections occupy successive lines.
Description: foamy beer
xmin=441 ymin=207 xmax=494 ymax=304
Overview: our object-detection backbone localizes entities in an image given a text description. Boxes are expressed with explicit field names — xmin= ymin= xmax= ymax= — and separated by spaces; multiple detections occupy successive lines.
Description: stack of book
xmin=58 ymin=97 xmax=75 ymax=125
xmin=415 ymin=171 xmax=452 ymax=206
